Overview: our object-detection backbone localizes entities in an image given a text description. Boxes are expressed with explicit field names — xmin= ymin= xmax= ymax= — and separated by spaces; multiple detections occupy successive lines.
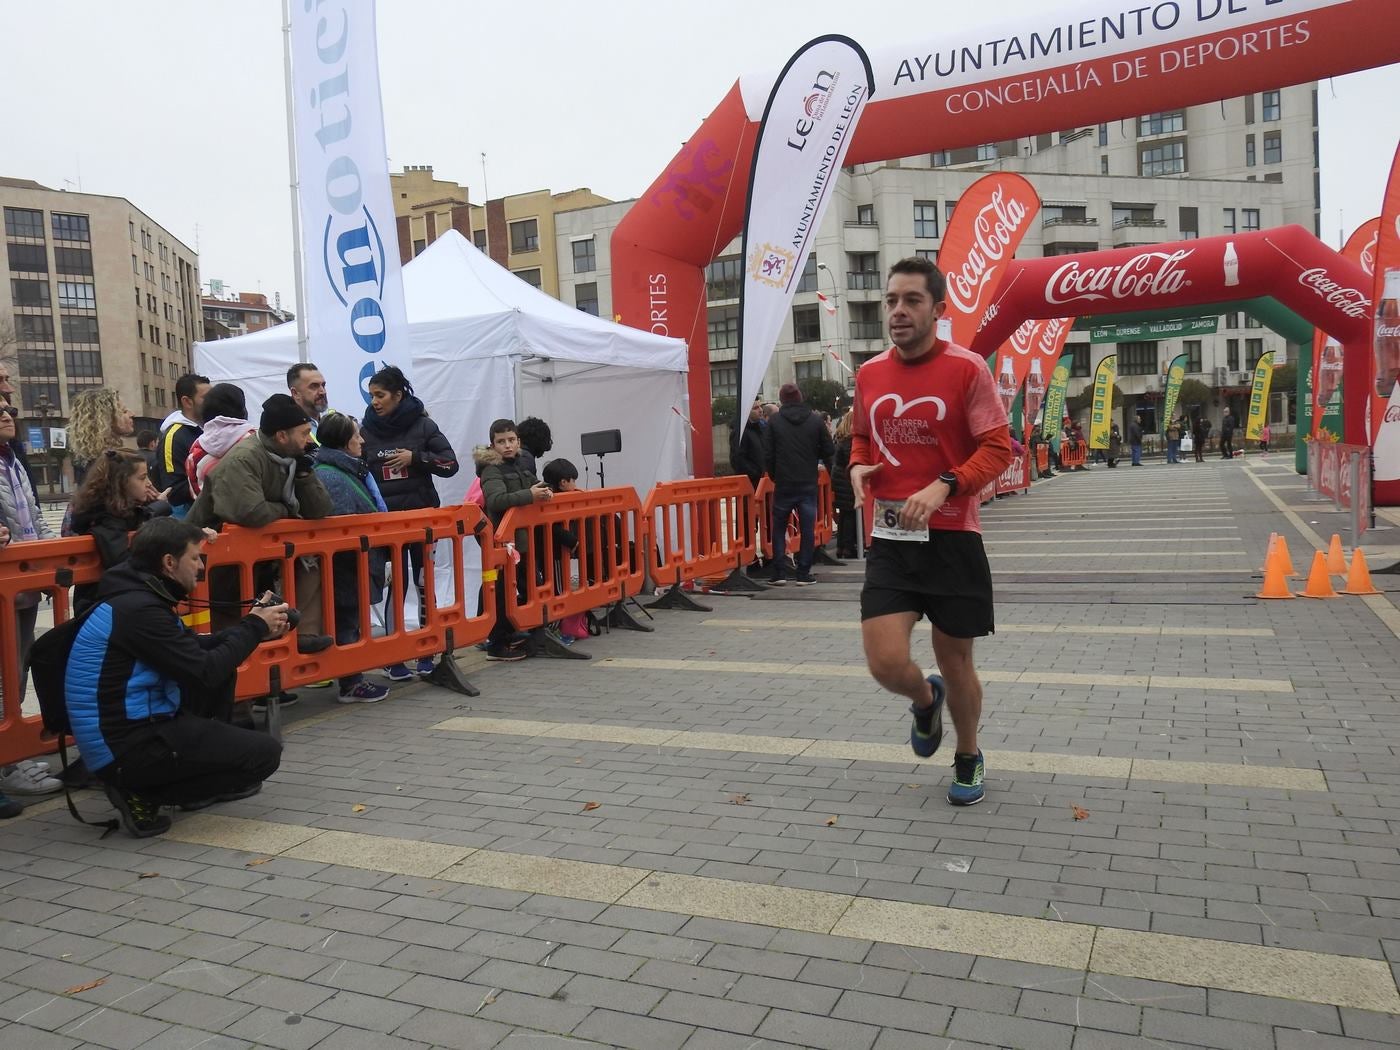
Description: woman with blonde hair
xmin=68 ymin=388 xmax=135 ymax=485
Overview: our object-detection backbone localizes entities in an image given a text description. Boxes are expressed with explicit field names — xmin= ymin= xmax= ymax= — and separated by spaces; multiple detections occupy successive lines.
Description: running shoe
xmin=0 ymin=761 xmax=63 ymax=797
xmin=104 ymin=783 xmax=171 ymax=838
xmin=794 ymin=572 xmax=817 ymax=586
xmin=382 ymin=663 xmax=416 ymax=682
xmin=414 ymin=657 xmax=436 ymax=676
xmin=948 ymin=750 xmax=985 ymax=806
xmin=339 ymin=680 xmax=389 ymax=704
xmin=909 ymin=674 xmax=946 ymax=759
xmin=485 ymin=642 xmax=528 ymax=662
xmin=0 ymin=792 xmax=22 ymax=819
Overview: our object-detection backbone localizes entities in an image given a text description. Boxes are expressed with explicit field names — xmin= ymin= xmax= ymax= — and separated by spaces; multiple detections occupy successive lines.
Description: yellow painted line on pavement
xmin=591 ymin=657 xmax=1292 ymax=694
xmin=429 ymin=716 xmax=1320 ymax=791
xmin=155 ymin=814 xmax=1393 ymax=1012
xmin=700 ymin=619 xmax=1275 ymax=638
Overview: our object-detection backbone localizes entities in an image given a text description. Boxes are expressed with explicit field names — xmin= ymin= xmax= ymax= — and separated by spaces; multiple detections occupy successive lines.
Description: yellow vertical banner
xmin=1246 ymin=351 xmax=1276 ymax=440
xmin=1089 ymin=354 xmax=1117 ymax=450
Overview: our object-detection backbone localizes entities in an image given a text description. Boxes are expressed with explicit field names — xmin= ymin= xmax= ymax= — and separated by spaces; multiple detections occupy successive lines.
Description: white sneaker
xmin=0 ymin=762 xmax=63 ymax=796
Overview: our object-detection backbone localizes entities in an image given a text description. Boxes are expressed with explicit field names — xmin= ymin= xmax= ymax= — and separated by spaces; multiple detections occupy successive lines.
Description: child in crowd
xmin=477 ymin=419 xmax=552 ymax=660
xmin=542 ymin=459 xmax=591 ymax=643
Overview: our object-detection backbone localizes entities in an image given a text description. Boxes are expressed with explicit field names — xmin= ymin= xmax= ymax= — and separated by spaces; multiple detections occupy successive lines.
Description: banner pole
xmin=281 ymin=0 xmax=309 ymax=365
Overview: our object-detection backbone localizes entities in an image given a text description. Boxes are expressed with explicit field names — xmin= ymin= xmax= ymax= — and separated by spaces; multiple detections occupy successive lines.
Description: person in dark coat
xmin=514 ymin=417 xmax=553 ymax=477
xmin=832 ymin=410 xmax=857 ymax=558
xmin=1220 ymin=407 xmax=1237 ymax=459
xmin=478 ymin=418 xmax=552 ymax=660
xmin=359 ymin=366 xmax=459 ymax=679
xmin=763 ymin=383 xmax=835 ymax=586
xmin=729 ymin=400 xmax=766 ymax=488
xmin=1192 ymin=415 xmax=1209 ymax=463
xmin=1128 ymin=414 xmax=1144 ymax=467
xmin=1107 ymin=422 xmax=1122 ymax=467
xmin=68 ymin=450 xmax=173 ymax=614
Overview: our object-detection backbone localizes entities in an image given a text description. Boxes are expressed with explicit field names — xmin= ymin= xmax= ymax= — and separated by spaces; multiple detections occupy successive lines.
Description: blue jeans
xmin=772 ymin=487 xmax=817 ymax=577
xmin=1130 ymin=444 xmax=1142 ymax=466
xmin=1166 ymin=439 xmax=1180 ymax=463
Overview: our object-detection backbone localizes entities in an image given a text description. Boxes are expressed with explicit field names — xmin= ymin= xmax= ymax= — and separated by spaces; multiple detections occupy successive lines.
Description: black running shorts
xmin=859 ymin=531 xmax=995 ymax=637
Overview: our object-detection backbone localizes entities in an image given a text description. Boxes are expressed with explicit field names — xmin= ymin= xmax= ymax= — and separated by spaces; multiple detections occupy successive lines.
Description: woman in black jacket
xmin=360 ymin=366 xmax=459 ymax=678
xmin=69 ymin=450 xmax=172 ymax=613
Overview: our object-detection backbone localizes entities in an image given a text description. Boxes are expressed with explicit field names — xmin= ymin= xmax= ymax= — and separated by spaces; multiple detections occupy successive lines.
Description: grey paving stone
xmin=219 ymin=1005 xmax=340 ymax=1050
xmin=477 ymin=990 xmax=592 ymax=1034
xmin=833 ymin=988 xmax=951 ymax=1034
xmin=755 ymin=1008 xmax=880 ymax=1050
xmin=0 ymin=1022 xmax=83 ymax=1049
xmin=728 ymin=974 xmax=841 ymax=1015
xmin=573 ymin=1007 xmax=693 ymax=1049
xmin=649 ymin=989 xmax=769 ymax=1035
xmin=1141 ymin=1005 xmax=1275 ymax=1050
xmin=307 ymin=988 xmax=422 ymax=1033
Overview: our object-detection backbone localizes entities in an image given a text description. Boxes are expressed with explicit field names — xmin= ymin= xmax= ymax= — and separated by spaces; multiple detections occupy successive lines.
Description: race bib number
xmin=872 ymin=498 xmax=927 ymax=542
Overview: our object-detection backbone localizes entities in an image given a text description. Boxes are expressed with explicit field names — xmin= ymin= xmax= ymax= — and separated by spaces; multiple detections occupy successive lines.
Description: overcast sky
xmin=3 ymin=1 xmax=1396 ymax=305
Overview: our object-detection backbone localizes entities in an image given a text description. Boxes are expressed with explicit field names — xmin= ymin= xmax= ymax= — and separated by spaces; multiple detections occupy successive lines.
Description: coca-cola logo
xmin=1298 ymin=268 xmax=1369 ymax=319
xmin=1360 ymin=232 xmax=1379 ymax=277
xmin=945 ymin=188 xmax=1030 ymax=316
xmin=1387 ymin=405 xmax=1400 ymax=424
xmin=1046 ymin=250 xmax=1192 ymax=307
xmin=1009 ymin=319 xmax=1038 ymax=355
xmin=1377 ymin=323 xmax=1400 ymax=339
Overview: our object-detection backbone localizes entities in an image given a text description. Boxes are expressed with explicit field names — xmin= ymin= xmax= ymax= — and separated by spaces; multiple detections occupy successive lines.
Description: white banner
xmin=737 ymin=36 xmax=873 ymax=415
xmin=290 ymin=0 xmax=409 ymax=413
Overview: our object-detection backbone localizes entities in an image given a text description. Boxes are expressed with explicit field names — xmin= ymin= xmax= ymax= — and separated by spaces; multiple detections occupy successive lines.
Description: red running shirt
xmin=851 ymin=340 xmax=1008 ymax=533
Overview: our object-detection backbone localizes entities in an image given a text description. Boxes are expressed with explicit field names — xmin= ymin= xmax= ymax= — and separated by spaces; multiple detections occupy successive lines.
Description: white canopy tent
xmin=194 ymin=230 xmax=691 ymax=503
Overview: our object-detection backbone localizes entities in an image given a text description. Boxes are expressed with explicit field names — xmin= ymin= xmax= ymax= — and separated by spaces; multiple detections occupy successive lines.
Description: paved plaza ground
xmin=2 ymin=454 xmax=1399 ymax=1049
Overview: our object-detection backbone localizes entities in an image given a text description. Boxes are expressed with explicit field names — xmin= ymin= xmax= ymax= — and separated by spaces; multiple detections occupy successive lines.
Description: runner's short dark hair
xmin=887 ymin=256 xmax=946 ymax=302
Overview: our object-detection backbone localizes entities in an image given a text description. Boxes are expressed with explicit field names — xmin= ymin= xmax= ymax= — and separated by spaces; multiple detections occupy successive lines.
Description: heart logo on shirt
xmin=868 ymin=393 xmax=947 ymax=468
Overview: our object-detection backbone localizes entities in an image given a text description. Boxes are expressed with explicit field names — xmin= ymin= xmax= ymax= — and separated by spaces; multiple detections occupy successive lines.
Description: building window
xmin=708 ymin=308 xmax=739 ymax=350
xmin=17 ymin=315 xmax=55 ymax=343
xmin=855 ymin=204 xmax=875 ymax=225
xmin=1245 ymin=314 xmax=1264 ymax=329
xmin=794 ymin=360 xmax=824 ymax=383
xmin=1098 ymin=123 xmax=1108 ymax=146
xmin=930 ymin=150 xmax=951 ymax=166
xmin=10 ymin=278 xmax=50 ymax=308
xmin=1069 ymin=344 xmax=1091 ymax=378
xmin=137 ymin=320 xmax=143 ymax=338
xmin=1262 ymin=90 xmax=1281 ymax=121
xmin=1183 ymin=340 xmax=1203 ymax=372
xmin=705 ymin=256 xmax=742 ymax=301
xmin=412 ymin=238 xmax=426 ymax=256
xmin=571 ymin=238 xmax=596 ymax=273
xmin=57 ymin=281 xmax=95 ymax=309
xmin=156 ymin=388 xmax=166 ymax=407
xmin=153 ymin=357 xmax=163 ymax=376
xmin=141 ymin=353 xmax=147 ymax=372
xmin=64 ymin=349 xmax=103 ymax=379
xmin=945 ymin=201 xmax=958 ymax=224
xmin=1226 ymin=339 xmax=1240 ymax=371
xmin=792 ymin=304 xmax=821 ymax=343
xmin=3 ymin=207 xmax=44 ymax=239
xmin=1224 ymin=312 xmax=1240 ymax=329
xmin=1242 ymin=209 xmax=1261 ymax=232
xmin=1138 ymin=111 xmax=1185 ymax=136
xmin=50 ymin=213 xmax=90 ymax=242
xmin=512 ymin=268 xmax=542 ymax=289
xmin=913 ymin=200 xmax=939 ymax=239
xmin=60 ymin=315 xmax=99 ymax=344
xmin=129 ymin=220 xmax=136 ymax=241
xmin=915 ymin=249 xmax=937 ymax=262
xmin=472 ymin=229 xmax=487 ymax=251
xmin=53 ymin=247 xmax=93 ymax=276
xmin=1117 ymin=341 xmax=1159 ymax=376
xmin=710 ymin=364 xmax=738 ymax=399
xmin=1140 ymin=141 xmax=1186 ymax=176
xmin=1178 ymin=206 xmax=1198 ymax=239
xmin=1246 ymin=339 xmax=1265 ymax=368
xmin=1100 ymin=155 xmax=1109 ymax=175
xmin=1223 ymin=208 xmax=1237 ymax=234
xmin=1245 ymin=135 xmax=1256 ymax=167
xmin=7 ymin=243 xmax=48 ymax=272
xmin=143 ymin=384 xmax=150 ymax=404
xmin=1263 ymin=131 xmax=1282 ymax=165
xmin=795 ymin=253 xmax=818 ymax=293
xmin=508 ymin=218 xmax=539 ymax=253
xmin=574 ymin=281 xmax=599 ymax=316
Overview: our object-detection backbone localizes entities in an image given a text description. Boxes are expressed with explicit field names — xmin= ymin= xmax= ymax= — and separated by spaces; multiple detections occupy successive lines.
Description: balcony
xmin=1042 ymin=217 xmax=1099 ymax=247
xmin=1111 ymin=217 xmax=1168 ymax=245
xmin=847 ymin=272 xmax=882 ymax=291
xmin=842 ymin=221 xmax=880 ymax=253
xmin=849 ymin=321 xmax=883 ymax=341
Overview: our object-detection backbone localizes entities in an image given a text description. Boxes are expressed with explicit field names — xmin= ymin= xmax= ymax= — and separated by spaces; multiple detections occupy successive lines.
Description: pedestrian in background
xmin=1165 ymin=416 xmax=1181 ymax=464
xmin=833 ymin=410 xmax=856 ymax=559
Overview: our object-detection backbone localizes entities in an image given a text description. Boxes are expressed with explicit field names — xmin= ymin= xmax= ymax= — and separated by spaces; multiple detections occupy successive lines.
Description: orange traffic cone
xmin=1326 ymin=534 xmax=1347 ymax=575
xmin=1276 ymin=536 xmax=1298 ymax=577
xmin=1255 ymin=540 xmax=1296 ymax=600
xmin=1342 ymin=549 xmax=1383 ymax=596
xmin=1300 ymin=550 xmax=1340 ymax=599
xmin=1259 ymin=533 xmax=1278 ymax=572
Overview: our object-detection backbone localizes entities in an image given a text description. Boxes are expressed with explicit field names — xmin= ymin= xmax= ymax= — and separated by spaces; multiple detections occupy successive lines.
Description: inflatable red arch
xmin=610 ymin=0 xmax=1400 ymax=475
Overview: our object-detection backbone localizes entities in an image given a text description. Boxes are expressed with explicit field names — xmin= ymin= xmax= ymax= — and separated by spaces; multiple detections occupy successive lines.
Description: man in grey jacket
xmin=763 ymin=383 xmax=835 ymax=586
xmin=189 ymin=394 xmax=333 ymax=653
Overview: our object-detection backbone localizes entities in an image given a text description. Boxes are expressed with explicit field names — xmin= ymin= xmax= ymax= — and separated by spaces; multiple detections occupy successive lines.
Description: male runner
xmin=850 ymin=257 xmax=1013 ymax=805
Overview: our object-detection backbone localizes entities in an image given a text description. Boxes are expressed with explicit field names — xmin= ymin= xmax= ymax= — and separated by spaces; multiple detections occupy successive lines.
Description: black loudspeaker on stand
xmin=581 ymin=429 xmax=621 ymax=488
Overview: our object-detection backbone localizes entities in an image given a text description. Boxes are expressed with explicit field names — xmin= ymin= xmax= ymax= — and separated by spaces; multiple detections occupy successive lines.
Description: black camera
xmin=256 ymin=592 xmax=301 ymax=629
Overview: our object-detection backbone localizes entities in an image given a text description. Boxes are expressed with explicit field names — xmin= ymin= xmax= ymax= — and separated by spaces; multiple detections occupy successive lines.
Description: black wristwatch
xmin=939 ymin=471 xmax=959 ymax=495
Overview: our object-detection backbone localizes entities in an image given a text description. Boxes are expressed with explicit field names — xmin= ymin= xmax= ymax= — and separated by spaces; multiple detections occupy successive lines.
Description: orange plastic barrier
xmin=0 ymin=537 xmax=103 ymax=766
xmin=753 ymin=477 xmax=776 ymax=560
xmin=1035 ymin=444 xmax=1050 ymax=474
xmin=1060 ymin=441 xmax=1087 ymax=469
xmin=815 ymin=470 xmax=836 ymax=547
xmin=752 ymin=474 xmax=835 ymax=560
xmin=495 ymin=487 xmax=646 ymax=630
xmin=193 ymin=505 xmax=493 ymax=699
xmin=644 ymin=476 xmax=758 ymax=590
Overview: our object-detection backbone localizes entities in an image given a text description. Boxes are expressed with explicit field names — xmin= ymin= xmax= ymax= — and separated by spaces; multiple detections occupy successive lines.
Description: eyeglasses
xmin=0 ymin=408 xmax=17 ymax=419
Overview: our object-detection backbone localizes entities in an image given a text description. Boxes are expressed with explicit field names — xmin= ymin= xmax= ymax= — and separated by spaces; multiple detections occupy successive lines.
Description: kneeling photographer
xmin=55 ymin=518 xmax=291 ymax=837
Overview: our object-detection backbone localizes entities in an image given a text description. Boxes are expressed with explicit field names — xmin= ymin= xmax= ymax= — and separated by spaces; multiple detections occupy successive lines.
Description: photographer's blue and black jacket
xmin=64 ymin=563 xmax=269 ymax=773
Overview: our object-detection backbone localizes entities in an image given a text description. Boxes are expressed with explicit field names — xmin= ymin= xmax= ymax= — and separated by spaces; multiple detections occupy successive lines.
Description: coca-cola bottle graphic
xmin=1223 ymin=241 xmax=1240 ymax=287
xmin=1375 ymin=268 xmax=1400 ymax=398
xmin=996 ymin=355 xmax=1018 ymax=416
xmin=1024 ymin=358 xmax=1046 ymax=437
xmin=1317 ymin=342 xmax=1343 ymax=415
